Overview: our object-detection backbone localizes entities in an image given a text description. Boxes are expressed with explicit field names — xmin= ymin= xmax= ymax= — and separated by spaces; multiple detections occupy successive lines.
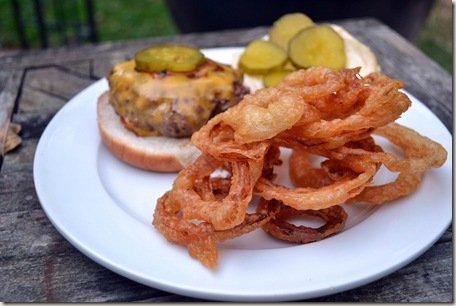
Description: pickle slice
xmin=269 ymin=13 xmax=314 ymax=51
xmin=239 ymin=39 xmax=287 ymax=75
xmin=263 ymin=70 xmax=292 ymax=87
xmin=134 ymin=44 xmax=205 ymax=72
xmin=288 ymin=25 xmax=346 ymax=69
xmin=283 ymin=60 xmax=298 ymax=72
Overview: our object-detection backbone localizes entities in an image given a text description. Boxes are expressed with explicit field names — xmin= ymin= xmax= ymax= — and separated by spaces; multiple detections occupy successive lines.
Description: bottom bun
xmin=97 ymin=91 xmax=201 ymax=172
xmin=330 ymin=24 xmax=380 ymax=76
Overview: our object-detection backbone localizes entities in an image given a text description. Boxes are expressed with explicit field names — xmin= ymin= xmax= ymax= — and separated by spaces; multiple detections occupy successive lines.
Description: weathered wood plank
xmin=0 ymin=139 xmax=39 ymax=214
xmin=0 ymin=27 xmax=268 ymax=70
xmin=0 ymin=69 xmax=24 ymax=169
xmin=18 ymin=66 xmax=95 ymax=113
xmin=58 ymin=61 xmax=94 ymax=79
xmin=0 ymin=210 xmax=170 ymax=302
xmin=7 ymin=64 xmax=97 ymax=140
xmin=91 ymin=52 xmax=130 ymax=79
xmin=11 ymin=113 xmax=53 ymax=139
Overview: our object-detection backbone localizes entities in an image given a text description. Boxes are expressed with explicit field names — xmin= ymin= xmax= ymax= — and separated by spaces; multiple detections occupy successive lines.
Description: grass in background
xmin=416 ymin=38 xmax=452 ymax=73
xmin=0 ymin=0 xmax=178 ymax=48
xmin=0 ymin=0 xmax=89 ymax=47
xmin=0 ymin=0 xmax=36 ymax=47
xmin=94 ymin=0 xmax=178 ymax=41
xmin=415 ymin=0 xmax=452 ymax=73
xmin=0 ymin=0 xmax=451 ymax=73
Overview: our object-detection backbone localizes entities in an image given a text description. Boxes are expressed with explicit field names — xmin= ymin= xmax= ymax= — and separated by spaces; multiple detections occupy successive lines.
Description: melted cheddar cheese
xmin=108 ymin=59 xmax=246 ymax=137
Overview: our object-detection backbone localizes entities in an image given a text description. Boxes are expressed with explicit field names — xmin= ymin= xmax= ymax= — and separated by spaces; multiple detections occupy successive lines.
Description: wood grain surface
xmin=0 ymin=18 xmax=452 ymax=302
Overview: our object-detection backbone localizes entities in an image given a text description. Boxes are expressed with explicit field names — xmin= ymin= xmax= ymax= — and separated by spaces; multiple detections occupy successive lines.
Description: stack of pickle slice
xmin=239 ymin=13 xmax=347 ymax=87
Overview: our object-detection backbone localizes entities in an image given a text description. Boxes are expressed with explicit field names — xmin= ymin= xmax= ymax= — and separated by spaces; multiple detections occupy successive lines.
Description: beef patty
xmin=108 ymin=58 xmax=249 ymax=138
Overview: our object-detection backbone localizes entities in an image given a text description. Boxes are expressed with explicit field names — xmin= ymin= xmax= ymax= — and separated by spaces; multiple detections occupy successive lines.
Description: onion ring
xmin=171 ymin=153 xmax=263 ymax=230
xmin=154 ymin=193 xmax=280 ymax=268
xmin=152 ymin=66 xmax=447 ymax=269
xmin=332 ymin=123 xmax=447 ymax=172
xmin=278 ymin=66 xmax=347 ymax=100
xmin=289 ymin=149 xmax=334 ymax=188
xmin=348 ymin=170 xmax=423 ymax=205
xmin=214 ymin=198 xmax=280 ymax=241
xmin=261 ymin=203 xmax=348 ymax=244
xmin=286 ymin=75 xmax=411 ymax=139
xmin=191 ymin=121 xmax=271 ymax=161
xmin=255 ymin=172 xmax=370 ymax=211
xmin=153 ymin=191 xmax=218 ymax=269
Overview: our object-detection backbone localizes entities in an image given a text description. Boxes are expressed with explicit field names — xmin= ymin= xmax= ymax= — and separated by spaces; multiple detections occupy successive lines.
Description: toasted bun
xmin=97 ymin=91 xmax=201 ymax=172
xmin=330 ymin=24 xmax=380 ymax=76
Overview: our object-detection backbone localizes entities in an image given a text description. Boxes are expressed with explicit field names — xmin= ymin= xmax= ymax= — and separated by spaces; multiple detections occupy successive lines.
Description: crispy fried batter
xmin=152 ymin=67 xmax=447 ymax=268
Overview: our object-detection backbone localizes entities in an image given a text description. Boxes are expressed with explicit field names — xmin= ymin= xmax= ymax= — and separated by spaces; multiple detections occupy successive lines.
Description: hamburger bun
xmin=330 ymin=24 xmax=380 ymax=76
xmin=97 ymin=91 xmax=201 ymax=172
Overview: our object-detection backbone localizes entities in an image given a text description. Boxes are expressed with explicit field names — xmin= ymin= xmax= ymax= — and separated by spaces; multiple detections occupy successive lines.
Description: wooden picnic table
xmin=0 ymin=18 xmax=452 ymax=302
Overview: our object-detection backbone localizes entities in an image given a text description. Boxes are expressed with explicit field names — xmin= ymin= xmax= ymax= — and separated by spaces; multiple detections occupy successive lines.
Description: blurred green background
xmin=0 ymin=0 xmax=452 ymax=73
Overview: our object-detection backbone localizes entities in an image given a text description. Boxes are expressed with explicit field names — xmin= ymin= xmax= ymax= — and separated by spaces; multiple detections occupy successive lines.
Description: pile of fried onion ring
xmin=152 ymin=67 xmax=447 ymax=269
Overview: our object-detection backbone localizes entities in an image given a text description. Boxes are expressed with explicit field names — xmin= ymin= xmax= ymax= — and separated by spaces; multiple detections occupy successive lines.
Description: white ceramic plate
xmin=34 ymin=47 xmax=452 ymax=302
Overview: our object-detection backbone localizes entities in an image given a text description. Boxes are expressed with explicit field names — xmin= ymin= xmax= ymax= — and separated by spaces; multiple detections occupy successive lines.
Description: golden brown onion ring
xmin=289 ymin=78 xmax=411 ymax=139
xmin=333 ymin=123 xmax=447 ymax=172
xmin=214 ymin=198 xmax=280 ymax=241
xmin=348 ymin=170 xmax=423 ymax=205
xmin=278 ymin=66 xmax=346 ymax=100
xmin=223 ymin=87 xmax=306 ymax=144
xmin=153 ymin=191 xmax=218 ymax=269
xmin=152 ymin=66 xmax=447 ymax=269
xmin=261 ymin=204 xmax=348 ymax=244
xmin=171 ymin=154 xmax=263 ymax=230
xmin=289 ymin=149 xmax=334 ymax=188
xmin=154 ymin=193 xmax=280 ymax=268
xmin=192 ymin=121 xmax=271 ymax=161
xmin=255 ymin=155 xmax=377 ymax=211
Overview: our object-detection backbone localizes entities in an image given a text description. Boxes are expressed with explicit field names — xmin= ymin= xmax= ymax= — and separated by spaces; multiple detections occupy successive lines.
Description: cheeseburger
xmin=97 ymin=44 xmax=249 ymax=172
